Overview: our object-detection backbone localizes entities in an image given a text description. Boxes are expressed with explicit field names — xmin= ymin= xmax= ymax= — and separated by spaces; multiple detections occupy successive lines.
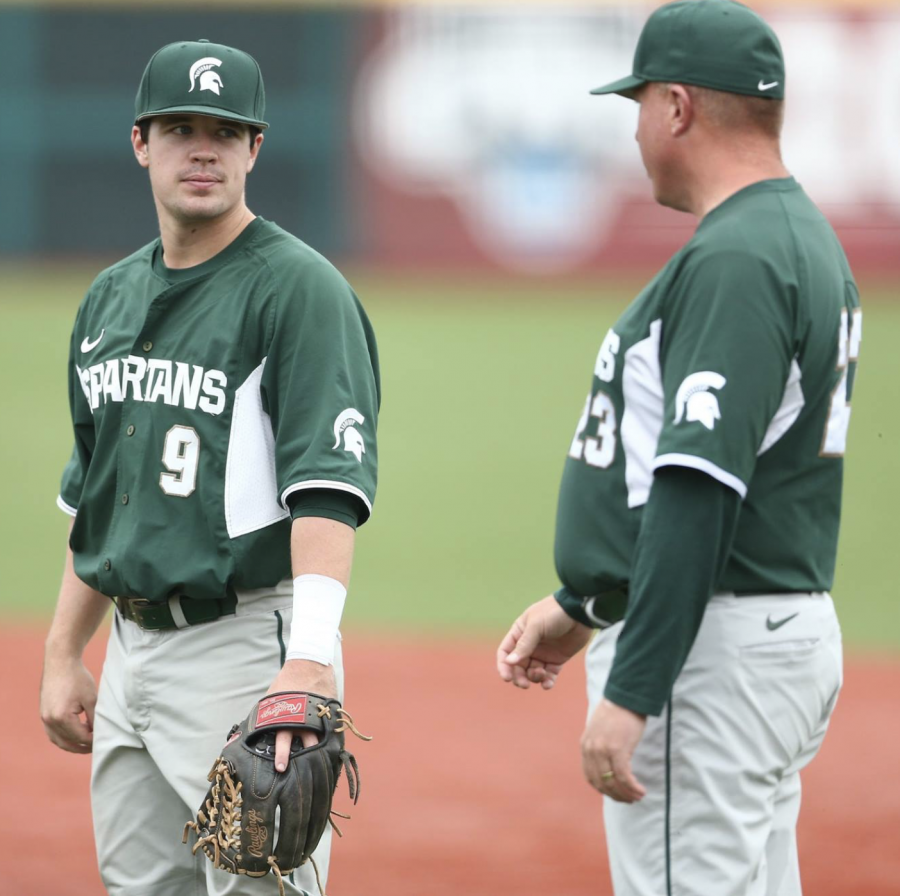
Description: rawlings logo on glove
xmin=183 ymin=691 xmax=371 ymax=896
xmin=255 ymin=694 xmax=309 ymax=728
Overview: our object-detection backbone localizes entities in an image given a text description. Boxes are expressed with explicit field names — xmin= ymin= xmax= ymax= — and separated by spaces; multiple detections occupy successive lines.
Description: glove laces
xmin=316 ymin=702 xmax=373 ymax=741
xmin=268 ymin=854 xmax=326 ymax=896
xmin=182 ymin=757 xmax=244 ymax=868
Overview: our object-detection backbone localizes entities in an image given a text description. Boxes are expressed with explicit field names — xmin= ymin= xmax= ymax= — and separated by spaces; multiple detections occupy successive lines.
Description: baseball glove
xmin=183 ymin=691 xmax=370 ymax=896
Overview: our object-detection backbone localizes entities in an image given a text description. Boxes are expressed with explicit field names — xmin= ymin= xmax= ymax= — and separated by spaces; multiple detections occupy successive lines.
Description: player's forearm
xmin=281 ymin=516 xmax=356 ymax=671
xmin=290 ymin=516 xmax=355 ymax=585
xmin=45 ymin=523 xmax=111 ymax=659
xmin=604 ymin=467 xmax=741 ymax=717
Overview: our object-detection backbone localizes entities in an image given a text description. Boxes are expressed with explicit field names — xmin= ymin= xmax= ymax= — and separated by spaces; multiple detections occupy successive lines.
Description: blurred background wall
xmin=2 ymin=0 xmax=898 ymax=275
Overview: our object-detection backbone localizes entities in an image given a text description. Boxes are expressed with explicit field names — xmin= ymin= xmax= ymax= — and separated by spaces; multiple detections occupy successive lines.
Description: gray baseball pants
xmin=586 ymin=592 xmax=842 ymax=896
xmin=91 ymin=581 xmax=344 ymax=896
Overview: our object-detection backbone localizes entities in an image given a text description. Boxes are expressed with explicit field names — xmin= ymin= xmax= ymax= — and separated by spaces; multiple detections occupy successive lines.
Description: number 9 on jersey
xmin=160 ymin=425 xmax=201 ymax=497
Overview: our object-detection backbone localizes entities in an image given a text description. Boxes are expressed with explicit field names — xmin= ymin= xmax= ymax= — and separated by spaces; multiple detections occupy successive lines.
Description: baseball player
xmin=497 ymin=2 xmax=859 ymax=894
xmin=38 ymin=39 xmax=379 ymax=895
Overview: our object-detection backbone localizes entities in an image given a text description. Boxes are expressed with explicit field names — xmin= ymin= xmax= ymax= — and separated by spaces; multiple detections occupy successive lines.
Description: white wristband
xmin=285 ymin=574 xmax=347 ymax=667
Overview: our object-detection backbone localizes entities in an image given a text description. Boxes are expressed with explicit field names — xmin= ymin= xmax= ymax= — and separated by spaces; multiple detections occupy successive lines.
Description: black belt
xmin=115 ymin=594 xmax=238 ymax=631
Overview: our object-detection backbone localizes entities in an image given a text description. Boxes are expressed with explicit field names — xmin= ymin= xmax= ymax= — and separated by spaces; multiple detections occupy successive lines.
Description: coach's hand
xmin=582 ymin=698 xmax=647 ymax=803
xmin=497 ymin=595 xmax=593 ymax=690
xmin=267 ymin=658 xmax=337 ymax=773
xmin=40 ymin=654 xmax=97 ymax=754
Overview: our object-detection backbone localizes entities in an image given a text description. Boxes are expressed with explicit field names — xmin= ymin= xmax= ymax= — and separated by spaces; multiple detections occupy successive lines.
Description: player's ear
xmin=132 ymin=125 xmax=150 ymax=169
xmin=669 ymin=84 xmax=693 ymax=138
xmin=247 ymin=131 xmax=264 ymax=173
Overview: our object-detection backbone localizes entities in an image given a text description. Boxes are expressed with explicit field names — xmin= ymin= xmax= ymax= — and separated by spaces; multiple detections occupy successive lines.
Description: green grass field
xmin=1 ymin=265 xmax=897 ymax=651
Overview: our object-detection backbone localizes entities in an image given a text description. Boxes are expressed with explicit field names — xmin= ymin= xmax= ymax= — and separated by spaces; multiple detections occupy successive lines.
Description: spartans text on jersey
xmin=77 ymin=356 xmax=227 ymax=416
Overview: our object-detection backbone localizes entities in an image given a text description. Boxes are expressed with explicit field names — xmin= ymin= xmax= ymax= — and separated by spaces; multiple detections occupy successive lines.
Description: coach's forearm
xmin=45 ymin=522 xmax=111 ymax=659
xmin=604 ymin=467 xmax=741 ymax=717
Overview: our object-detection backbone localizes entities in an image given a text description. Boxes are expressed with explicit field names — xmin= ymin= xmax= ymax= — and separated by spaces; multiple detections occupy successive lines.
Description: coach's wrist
xmin=554 ymin=587 xmax=595 ymax=628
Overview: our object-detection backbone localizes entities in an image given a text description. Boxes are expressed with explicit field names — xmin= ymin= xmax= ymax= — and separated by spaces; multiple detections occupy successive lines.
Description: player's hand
xmin=581 ymin=697 xmax=647 ymax=803
xmin=266 ymin=659 xmax=337 ymax=773
xmin=497 ymin=595 xmax=593 ymax=690
xmin=39 ymin=654 xmax=98 ymax=754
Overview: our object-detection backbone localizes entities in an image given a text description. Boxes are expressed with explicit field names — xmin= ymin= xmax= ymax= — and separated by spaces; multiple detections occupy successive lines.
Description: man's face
xmin=633 ymin=83 xmax=688 ymax=212
xmin=133 ymin=114 xmax=263 ymax=224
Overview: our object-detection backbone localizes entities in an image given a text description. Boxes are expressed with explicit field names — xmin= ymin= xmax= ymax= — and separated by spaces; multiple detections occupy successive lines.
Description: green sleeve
xmin=287 ymin=488 xmax=362 ymax=530
xmin=554 ymin=586 xmax=594 ymax=628
xmin=555 ymin=585 xmax=629 ymax=629
xmin=603 ymin=466 xmax=741 ymax=717
xmin=655 ymin=247 xmax=795 ymax=497
xmin=59 ymin=301 xmax=96 ymax=514
xmin=260 ymin=259 xmax=380 ymax=525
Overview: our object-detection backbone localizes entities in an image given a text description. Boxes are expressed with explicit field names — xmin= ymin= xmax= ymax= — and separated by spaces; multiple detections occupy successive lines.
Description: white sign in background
xmin=354 ymin=6 xmax=900 ymax=273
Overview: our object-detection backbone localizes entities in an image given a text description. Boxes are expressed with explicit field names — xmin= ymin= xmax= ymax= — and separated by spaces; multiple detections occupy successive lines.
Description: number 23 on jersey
xmin=569 ymin=330 xmax=620 ymax=469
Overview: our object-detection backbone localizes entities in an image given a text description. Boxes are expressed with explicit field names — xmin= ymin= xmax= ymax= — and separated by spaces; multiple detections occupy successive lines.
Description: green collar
xmin=700 ymin=176 xmax=798 ymax=227
xmin=152 ymin=216 xmax=265 ymax=283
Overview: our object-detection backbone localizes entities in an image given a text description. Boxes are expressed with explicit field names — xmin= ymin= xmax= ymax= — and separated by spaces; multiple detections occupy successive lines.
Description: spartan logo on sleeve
xmin=189 ymin=57 xmax=224 ymax=95
xmin=332 ymin=408 xmax=366 ymax=463
xmin=674 ymin=371 xmax=727 ymax=431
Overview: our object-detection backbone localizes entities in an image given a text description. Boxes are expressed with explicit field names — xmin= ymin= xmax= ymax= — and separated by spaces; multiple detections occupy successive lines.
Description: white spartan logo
xmin=332 ymin=408 xmax=366 ymax=463
xmin=189 ymin=57 xmax=224 ymax=95
xmin=674 ymin=371 xmax=727 ymax=431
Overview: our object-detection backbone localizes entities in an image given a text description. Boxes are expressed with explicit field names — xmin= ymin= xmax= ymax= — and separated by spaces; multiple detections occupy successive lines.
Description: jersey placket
xmin=96 ymin=283 xmax=190 ymax=597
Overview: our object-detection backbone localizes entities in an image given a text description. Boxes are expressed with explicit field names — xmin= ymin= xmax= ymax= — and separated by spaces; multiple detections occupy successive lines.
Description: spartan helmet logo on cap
xmin=674 ymin=371 xmax=727 ymax=431
xmin=332 ymin=409 xmax=366 ymax=463
xmin=188 ymin=57 xmax=224 ymax=95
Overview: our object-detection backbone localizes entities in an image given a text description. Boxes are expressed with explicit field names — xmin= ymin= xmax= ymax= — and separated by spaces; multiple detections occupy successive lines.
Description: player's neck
xmin=157 ymin=204 xmax=257 ymax=270
xmin=687 ymin=145 xmax=790 ymax=219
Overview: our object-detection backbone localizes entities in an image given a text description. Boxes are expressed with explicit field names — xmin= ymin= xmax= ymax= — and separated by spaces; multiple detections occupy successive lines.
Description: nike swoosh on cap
xmin=758 ymin=80 xmax=779 ymax=91
xmin=766 ymin=612 xmax=799 ymax=631
xmin=81 ymin=329 xmax=106 ymax=353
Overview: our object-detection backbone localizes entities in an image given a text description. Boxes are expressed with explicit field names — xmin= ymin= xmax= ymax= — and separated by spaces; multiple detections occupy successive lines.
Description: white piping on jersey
xmin=56 ymin=494 xmax=78 ymax=517
xmin=280 ymin=481 xmax=373 ymax=517
xmin=224 ymin=358 xmax=291 ymax=539
xmin=653 ymin=453 xmax=748 ymax=499
xmin=619 ymin=327 xmax=801 ymax=504
xmin=620 ymin=319 xmax=664 ymax=509
xmin=758 ymin=357 xmax=804 ymax=456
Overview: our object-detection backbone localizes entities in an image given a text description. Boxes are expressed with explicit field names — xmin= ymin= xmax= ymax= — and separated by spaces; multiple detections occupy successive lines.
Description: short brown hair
xmin=656 ymin=82 xmax=784 ymax=139
xmin=685 ymin=84 xmax=784 ymax=139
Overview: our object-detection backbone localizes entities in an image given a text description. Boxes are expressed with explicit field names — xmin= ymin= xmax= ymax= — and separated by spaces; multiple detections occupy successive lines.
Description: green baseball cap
xmin=135 ymin=39 xmax=269 ymax=129
xmin=591 ymin=0 xmax=785 ymax=101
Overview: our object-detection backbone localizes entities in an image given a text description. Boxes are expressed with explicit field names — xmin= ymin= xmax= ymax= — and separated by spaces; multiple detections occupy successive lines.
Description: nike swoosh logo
xmin=766 ymin=612 xmax=799 ymax=631
xmin=758 ymin=80 xmax=779 ymax=91
xmin=81 ymin=329 xmax=105 ymax=353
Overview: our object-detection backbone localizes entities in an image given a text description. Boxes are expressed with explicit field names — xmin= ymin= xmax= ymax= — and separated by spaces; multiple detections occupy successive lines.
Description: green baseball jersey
xmin=58 ymin=218 xmax=380 ymax=602
xmin=555 ymin=178 xmax=860 ymax=605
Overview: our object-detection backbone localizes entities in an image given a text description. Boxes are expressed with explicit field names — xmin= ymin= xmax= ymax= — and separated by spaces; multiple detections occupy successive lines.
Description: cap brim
xmin=136 ymin=105 xmax=269 ymax=129
xmin=590 ymin=74 xmax=646 ymax=99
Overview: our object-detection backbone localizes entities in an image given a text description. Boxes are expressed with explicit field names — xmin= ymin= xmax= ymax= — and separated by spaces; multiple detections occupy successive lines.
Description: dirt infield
xmin=2 ymin=625 xmax=898 ymax=895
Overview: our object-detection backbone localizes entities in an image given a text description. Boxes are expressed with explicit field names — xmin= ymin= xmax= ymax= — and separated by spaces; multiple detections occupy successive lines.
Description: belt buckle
xmin=119 ymin=597 xmax=157 ymax=630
